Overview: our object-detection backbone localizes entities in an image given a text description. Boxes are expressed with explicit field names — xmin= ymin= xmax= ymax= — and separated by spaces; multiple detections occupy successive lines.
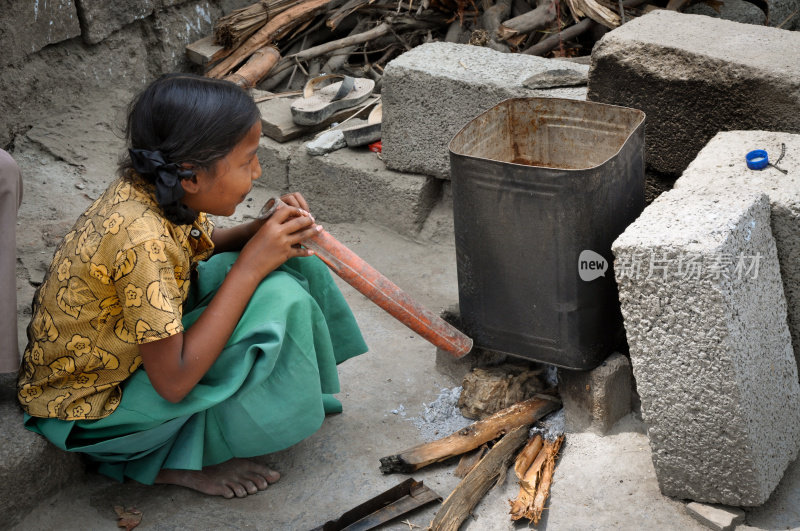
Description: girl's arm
xmin=211 ymin=192 xmax=310 ymax=253
xmin=138 ymin=203 xmax=319 ymax=403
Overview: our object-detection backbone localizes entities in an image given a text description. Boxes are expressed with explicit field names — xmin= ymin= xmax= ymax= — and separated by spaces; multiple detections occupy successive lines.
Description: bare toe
xmin=228 ymin=482 xmax=248 ymax=498
xmin=247 ymin=474 xmax=269 ymax=490
xmin=243 ymin=480 xmax=258 ymax=494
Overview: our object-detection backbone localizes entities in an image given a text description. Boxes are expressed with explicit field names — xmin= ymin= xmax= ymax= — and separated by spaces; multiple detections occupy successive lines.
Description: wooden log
xmin=207 ymin=0 xmax=332 ymax=79
xmin=513 ymin=433 xmax=543 ymax=479
xmin=497 ymin=2 xmax=557 ymax=41
xmin=429 ymin=425 xmax=530 ymax=531
xmin=482 ymin=0 xmax=512 ymax=37
xmin=379 ymin=396 xmax=559 ymax=474
xmin=224 ymin=46 xmax=281 ymax=88
xmin=454 ymin=444 xmax=489 ymax=478
xmin=522 ymin=17 xmax=595 ymax=56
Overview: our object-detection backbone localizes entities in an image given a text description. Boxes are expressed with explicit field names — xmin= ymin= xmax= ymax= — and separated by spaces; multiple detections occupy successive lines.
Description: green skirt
xmin=24 ymin=252 xmax=368 ymax=485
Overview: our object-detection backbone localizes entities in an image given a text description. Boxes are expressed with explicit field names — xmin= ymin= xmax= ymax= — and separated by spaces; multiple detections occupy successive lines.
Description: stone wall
xmin=0 ymin=0 xmax=252 ymax=149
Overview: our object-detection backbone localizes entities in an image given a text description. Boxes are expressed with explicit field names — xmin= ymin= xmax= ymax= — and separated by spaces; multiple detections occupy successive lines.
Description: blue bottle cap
xmin=746 ymin=149 xmax=769 ymax=170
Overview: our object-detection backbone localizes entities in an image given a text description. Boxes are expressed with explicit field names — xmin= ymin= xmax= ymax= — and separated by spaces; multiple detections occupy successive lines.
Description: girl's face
xmin=182 ymin=121 xmax=263 ymax=216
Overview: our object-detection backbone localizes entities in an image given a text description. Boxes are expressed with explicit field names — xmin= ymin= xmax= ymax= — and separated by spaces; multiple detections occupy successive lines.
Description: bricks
xmin=674 ymin=130 xmax=800 ymax=368
xmin=0 ymin=0 xmax=81 ymax=67
xmin=558 ymin=353 xmax=632 ymax=434
xmin=612 ymin=189 xmax=800 ymax=505
xmin=382 ymin=42 xmax=588 ymax=179
xmin=588 ymin=10 xmax=800 ymax=176
xmin=287 ymin=143 xmax=441 ymax=238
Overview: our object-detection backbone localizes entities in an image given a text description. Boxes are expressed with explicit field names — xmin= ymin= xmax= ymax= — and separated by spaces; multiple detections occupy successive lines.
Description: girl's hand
xmin=278 ymin=192 xmax=310 ymax=213
xmin=236 ymin=201 xmax=320 ymax=280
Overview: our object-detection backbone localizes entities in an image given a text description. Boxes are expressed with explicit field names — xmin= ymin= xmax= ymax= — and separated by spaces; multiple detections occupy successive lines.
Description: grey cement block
xmin=686 ymin=502 xmax=745 ymax=531
xmin=588 ymin=10 xmax=800 ymax=176
xmin=256 ymin=135 xmax=293 ymax=194
xmin=558 ymin=352 xmax=632 ymax=434
xmin=382 ymin=42 xmax=588 ymax=179
xmin=673 ymin=130 xmax=800 ymax=371
xmin=612 ymin=189 xmax=800 ymax=505
xmin=0 ymin=0 xmax=81 ymax=67
xmin=0 ymin=375 xmax=84 ymax=527
xmin=77 ymin=0 xmax=155 ymax=44
xmin=287 ymin=144 xmax=440 ymax=237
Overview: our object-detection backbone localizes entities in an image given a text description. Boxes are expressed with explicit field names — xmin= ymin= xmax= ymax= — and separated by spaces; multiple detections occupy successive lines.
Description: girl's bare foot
xmin=155 ymin=458 xmax=280 ymax=498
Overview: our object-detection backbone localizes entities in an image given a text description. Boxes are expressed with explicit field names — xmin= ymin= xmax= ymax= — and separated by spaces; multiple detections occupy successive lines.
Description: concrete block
xmin=287 ymin=144 xmax=440 ymax=237
xmin=0 ymin=0 xmax=81 ymax=66
xmin=673 ymin=130 xmax=800 ymax=369
xmin=558 ymin=352 xmax=632 ymax=434
xmin=612 ymin=188 xmax=800 ymax=505
xmin=256 ymin=135 xmax=293 ymax=194
xmin=685 ymin=502 xmax=745 ymax=531
xmin=77 ymin=0 xmax=155 ymax=44
xmin=382 ymin=42 xmax=588 ymax=179
xmin=588 ymin=10 xmax=800 ymax=176
xmin=0 ymin=375 xmax=84 ymax=527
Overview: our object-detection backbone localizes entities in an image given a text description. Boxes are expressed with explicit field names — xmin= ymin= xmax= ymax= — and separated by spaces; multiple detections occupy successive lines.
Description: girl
xmin=17 ymin=73 xmax=368 ymax=498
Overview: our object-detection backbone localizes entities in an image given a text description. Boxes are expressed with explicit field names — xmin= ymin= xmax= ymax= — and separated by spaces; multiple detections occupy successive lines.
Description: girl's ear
xmin=179 ymin=164 xmax=200 ymax=194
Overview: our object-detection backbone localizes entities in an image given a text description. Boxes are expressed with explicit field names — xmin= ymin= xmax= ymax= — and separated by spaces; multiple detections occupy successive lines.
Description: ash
xmin=531 ymin=408 xmax=565 ymax=441
xmin=411 ymin=386 xmax=473 ymax=442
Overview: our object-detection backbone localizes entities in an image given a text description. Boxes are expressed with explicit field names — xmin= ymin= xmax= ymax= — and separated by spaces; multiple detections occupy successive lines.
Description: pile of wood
xmin=195 ymin=0 xmax=666 ymax=91
xmin=379 ymin=394 xmax=566 ymax=529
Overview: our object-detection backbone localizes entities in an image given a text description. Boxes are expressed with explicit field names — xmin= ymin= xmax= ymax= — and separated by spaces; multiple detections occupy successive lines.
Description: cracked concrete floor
xmin=7 ymin=89 xmax=800 ymax=531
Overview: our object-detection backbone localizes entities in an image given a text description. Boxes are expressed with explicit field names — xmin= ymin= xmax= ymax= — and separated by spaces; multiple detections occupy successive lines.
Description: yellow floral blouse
xmin=17 ymin=174 xmax=215 ymax=420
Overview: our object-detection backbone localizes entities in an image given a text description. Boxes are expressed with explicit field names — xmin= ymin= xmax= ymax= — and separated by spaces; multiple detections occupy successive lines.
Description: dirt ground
xmin=7 ymin=87 xmax=800 ymax=531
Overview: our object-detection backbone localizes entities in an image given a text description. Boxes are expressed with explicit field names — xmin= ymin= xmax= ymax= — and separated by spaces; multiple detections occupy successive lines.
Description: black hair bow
xmin=129 ymin=149 xmax=195 ymax=206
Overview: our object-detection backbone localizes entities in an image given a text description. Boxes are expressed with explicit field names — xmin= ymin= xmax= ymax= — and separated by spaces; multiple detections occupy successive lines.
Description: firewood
xmin=497 ymin=2 xmax=557 ymax=41
xmin=429 ymin=425 xmax=530 ymax=531
xmin=513 ymin=433 xmax=542 ymax=479
xmin=214 ymin=0 xmax=301 ymax=48
xmin=522 ymin=17 xmax=595 ymax=55
xmin=379 ymin=396 xmax=559 ymax=474
xmin=207 ymin=0 xmax=333 ymax=79
xmin=509 ymin=435 xmax=564 ymax=523
xmin=565 ymin=0 xmax=620 ymax=27
xmin=453 ymin=444 xmax=488 ymax=478
xmin=224 ymin=46 xmax=281 ymax=88
xmin=482 ymin=0 xmax=512 ymax=37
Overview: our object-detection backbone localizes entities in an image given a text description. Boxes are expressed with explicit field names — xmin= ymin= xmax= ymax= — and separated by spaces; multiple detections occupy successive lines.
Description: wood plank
xmin=185 ymin=35 xmax=227 ymax=66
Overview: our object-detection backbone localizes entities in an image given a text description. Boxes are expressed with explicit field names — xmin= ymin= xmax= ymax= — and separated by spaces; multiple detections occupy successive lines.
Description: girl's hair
xmin=119 ymin=73 xmax=261 ymax=225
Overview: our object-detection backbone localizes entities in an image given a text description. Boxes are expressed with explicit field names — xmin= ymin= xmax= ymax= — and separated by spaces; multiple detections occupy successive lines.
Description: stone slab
xmin=588 ymin=10 xmax=800 ymax=176
xmin=612 ymin=189 xmax=800 ymax=505
xmin=185 ymin=34 xmax=226 ymax=66
xmin=673 ymin=130 xmax=800 ymax=369
xmin=685 ymin=0 xmax=766 ymax=25
xmin=287 ymin=143 xmax=441 ymax=237
xmin=558 ymin=352 xmax=632 ymax=434
xmin=381 ymin=42 xmax=588 ymax=179
xmin=0 ymin=0 xmax=81 ymax=67
xmin=77 ymin=0 xmax=155 ymax=44
xmin=686 ymin=502 xmax=745 ymax=531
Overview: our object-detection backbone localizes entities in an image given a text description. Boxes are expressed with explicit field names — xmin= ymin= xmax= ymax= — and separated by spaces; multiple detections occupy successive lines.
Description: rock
xmin=685 ymin=502 xmax=745 ymax=531
xmin=523 ymin=68 xmax=588 ymax=88
xmin=77 ymin=0 xmax=155 ymax=45
xmin=0 ymin=0 xmax=81 ymax=67
xmin=305 ymin=130 xmax=347 ymax=156
xmin=458 ymin=364 xmax=545 ymax=419
xmin=685 ymin=0 xmax=766 ymax=25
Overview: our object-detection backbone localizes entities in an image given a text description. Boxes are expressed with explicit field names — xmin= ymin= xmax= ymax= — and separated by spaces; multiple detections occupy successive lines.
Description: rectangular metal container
xmin=448 ymin=97 xmax=646 ymax=369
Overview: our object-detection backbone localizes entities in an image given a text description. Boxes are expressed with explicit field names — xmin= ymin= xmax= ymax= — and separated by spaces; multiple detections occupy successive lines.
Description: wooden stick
xmin=530 ymin=435 xmax=564 ymax=524
xmin=224 ymin=46 xmax=281 ymax=88
xmin=497 ymin=2 xmax=557 ymax=41
xmin=207 ymin=0 xmax=332 ymax=79
xmin=509 ymin=435 xmax=564 ymax=523
xmin=513 ymin=433 xmax=543 ymax=479
xmin=429 ymin=425 xmax=530 ymax=531
xmin=379 ymin=397 xmax=559 ymax=474
xmin=454 ymin=444 xmax=489 ymax=478
xmin=522 ymin=17 xmax=594 ymax=55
